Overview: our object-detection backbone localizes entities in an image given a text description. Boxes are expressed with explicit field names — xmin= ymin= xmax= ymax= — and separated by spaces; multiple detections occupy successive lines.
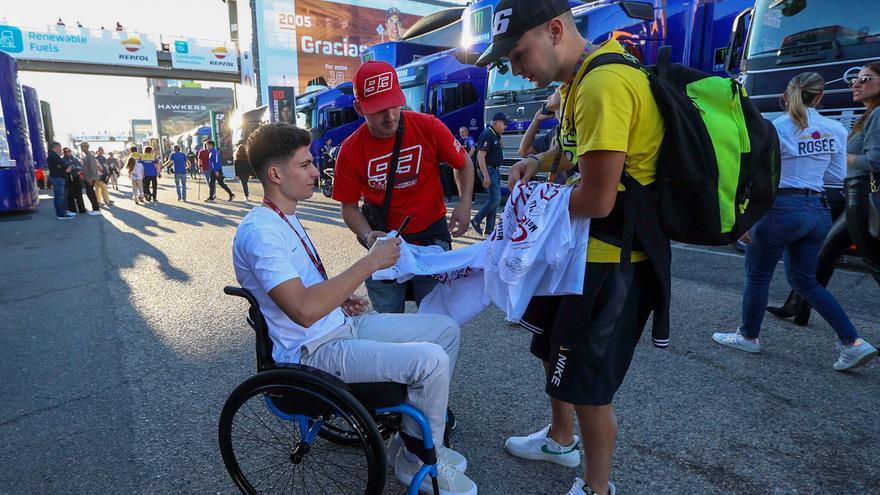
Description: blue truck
xmin=725 ymin=0 xmax=879 ymax=129
xmin=471 ymin=0 xmax=755 ymax=176
xmin=0 ymin=51 xmax=38 ymax=212
xmin=22 ymin=85 xmax=48 ymax=188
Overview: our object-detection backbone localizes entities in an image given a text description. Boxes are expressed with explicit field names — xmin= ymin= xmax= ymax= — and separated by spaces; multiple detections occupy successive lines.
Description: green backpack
xmin=582 ymin=48 xmax=781 ymax=246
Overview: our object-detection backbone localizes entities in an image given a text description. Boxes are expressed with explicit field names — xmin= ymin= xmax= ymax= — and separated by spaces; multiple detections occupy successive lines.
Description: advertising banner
xmin=0 ymin=24 xmax=158 ymax=67
xmin=254 ymin=0 xmax=434 ymax=105
xmin=171 ymin=39 xmax=239 ymax=73
xmin=268 ymin=86 xmax=296 ymax=124
xmin=130 ymin=119 xmax=154 ymax=146
xmin=152 ymin=87 xmax=234 ymax=139
xmin=210 ymin=110 xmax=234 ymax=168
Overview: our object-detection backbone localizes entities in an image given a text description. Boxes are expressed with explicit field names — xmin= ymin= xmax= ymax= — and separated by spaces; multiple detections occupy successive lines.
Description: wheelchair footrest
xmin=399 ymin=431 xmax=437 ymax=466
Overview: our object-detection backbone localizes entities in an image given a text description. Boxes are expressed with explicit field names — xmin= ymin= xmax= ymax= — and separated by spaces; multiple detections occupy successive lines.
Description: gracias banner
xmin=0 ymin=24 xmax=158 ymax=67
xmin=254 ymin=0 xmax=435 ymax=105
xmin=171 ymin=39 xmax=239 ymax=73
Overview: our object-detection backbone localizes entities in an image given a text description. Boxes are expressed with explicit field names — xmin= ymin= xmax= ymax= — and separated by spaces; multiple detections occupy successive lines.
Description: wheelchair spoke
xmin=220 ymin=377 xmax=385 ymax=495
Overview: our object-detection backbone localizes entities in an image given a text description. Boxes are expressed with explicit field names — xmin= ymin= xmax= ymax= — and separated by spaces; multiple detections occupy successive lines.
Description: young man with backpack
xmin=477 ymin=1 xmax=670 ymax=493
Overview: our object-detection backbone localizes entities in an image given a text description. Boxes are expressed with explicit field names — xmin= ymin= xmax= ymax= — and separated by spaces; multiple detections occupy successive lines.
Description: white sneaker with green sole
xmin=504 ymin=424 xmax=580 ymax=468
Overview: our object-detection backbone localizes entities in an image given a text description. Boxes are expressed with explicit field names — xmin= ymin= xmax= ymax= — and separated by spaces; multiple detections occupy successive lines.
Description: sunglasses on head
xmin=849 ymin=75 xmax=879 ymax=87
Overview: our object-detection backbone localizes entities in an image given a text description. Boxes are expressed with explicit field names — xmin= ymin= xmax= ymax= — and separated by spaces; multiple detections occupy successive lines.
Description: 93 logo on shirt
xmin=367 ymin=145 xmax=423 ymax=189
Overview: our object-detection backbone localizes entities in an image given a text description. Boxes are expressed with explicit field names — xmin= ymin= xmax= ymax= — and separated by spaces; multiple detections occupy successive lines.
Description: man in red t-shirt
xmin=196 ymin=143 xmax=213 ymax=201
xmin=333 ymin=60 xmax=474 ymax=313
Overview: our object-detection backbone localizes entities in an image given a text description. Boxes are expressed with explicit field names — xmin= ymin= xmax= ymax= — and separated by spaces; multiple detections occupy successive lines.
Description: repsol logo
xmin=209 ymin=60 xmax=234 ymax=67
xmin=119 ymin=54 xmax=149 ymax=61
xmin=157 ymin=104 xmax=208 ymax=111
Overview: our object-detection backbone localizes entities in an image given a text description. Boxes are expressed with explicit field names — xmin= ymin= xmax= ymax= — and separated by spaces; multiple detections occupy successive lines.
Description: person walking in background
xmin=197 ymin=142 xmax=214 ymax=201
xmin=79 ymin=142 xmax=102 ymax=215
xmin=126 ymin=156 xmax=144 ymax=205
xmin=95 ymin=157 xmax=112 ymax=206
xmin=844 ymin=62 xmax=880 ymax=279
xmin=106 ymin=151 xmax=120 ymax=190
xmin=767 ymin=62 xmax=880 ymax=324
xmin=187 ymin=149 xmax=198 ymax=180
xmin=47 ymin=142 xmax=74 ymax=220
xmin=141 ymin=145 xmax=159 ymax=202
xmin=712 ymin=72 xmax=877 ymax=371
xmin=470 ymin=112 xmax=508 ymax=236
xmin=233 ymin=144 xmax=252 ymax=201
xmin=62 ymin=147 xmax=86 ymax=216
xmin=207 ymin=140 xmax=234 ymax=201
xmin=168 ymin=145 xmax=188 ymax=201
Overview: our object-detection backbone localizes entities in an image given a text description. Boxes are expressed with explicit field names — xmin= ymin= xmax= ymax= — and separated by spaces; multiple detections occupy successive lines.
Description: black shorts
xmin=520 ymin=262 xmax=653 ymax=406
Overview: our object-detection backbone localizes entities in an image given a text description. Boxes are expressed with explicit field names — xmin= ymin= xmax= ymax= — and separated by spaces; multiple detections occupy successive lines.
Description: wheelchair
xmin=219 ymin=286 xmax=453 ymax=494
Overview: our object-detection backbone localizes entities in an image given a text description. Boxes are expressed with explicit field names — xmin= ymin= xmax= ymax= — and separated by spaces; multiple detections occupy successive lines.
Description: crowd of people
xmin=48 ymin=139 xmax=254 ymax=214
xmin=230 ymin=1 xmax=879 ymax=494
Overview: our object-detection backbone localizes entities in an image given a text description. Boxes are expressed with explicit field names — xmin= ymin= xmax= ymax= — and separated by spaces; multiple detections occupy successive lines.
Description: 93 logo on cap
xmin=363 ymin=72 xmax=393 ymax=98
xmin=492 ymin=8 xmax=513 ymax=36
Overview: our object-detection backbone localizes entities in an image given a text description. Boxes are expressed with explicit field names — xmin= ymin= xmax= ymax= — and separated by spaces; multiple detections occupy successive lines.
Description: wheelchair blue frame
xmin=226 ymin=282 xmax=443 ymax=495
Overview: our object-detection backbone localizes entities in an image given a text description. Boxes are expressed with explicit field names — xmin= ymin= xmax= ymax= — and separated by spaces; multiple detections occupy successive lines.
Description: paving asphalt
xmin=1 ymin=175 xmax=878 ymax=495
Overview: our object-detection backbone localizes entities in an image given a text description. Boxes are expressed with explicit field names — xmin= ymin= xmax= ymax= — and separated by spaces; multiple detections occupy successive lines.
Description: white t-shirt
xmin=131 ymin=161 xmax=144 ymax=180
xmin=232 ymin=206 xmax=347 ymax=364
xmin=374 ymin=182 xmax=589 ymax=324
xmin=773 ymin=108 xmax=848 ymax=190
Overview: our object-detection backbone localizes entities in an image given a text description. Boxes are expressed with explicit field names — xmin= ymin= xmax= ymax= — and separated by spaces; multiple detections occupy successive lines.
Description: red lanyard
xmin=262 ymin=199 xmax=328 ymax=280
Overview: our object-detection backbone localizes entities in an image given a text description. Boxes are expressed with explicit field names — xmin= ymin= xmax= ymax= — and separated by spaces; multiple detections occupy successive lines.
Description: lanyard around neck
xmin=262 ymin=199 xmax=328 ymax=280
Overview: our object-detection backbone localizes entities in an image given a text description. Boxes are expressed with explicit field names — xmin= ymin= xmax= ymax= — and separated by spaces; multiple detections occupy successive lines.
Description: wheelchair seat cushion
xmin=348 ymin=382 xmax=408 ymax=410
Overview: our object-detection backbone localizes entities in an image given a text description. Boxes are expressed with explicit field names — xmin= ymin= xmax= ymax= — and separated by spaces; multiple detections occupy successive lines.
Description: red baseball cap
xmin=353 ymin=61 xmax=406 ymax=114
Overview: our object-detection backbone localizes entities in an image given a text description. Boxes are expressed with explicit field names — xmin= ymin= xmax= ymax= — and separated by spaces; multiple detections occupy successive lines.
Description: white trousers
xmin=301 ymin=312 xmax=460 ymax=444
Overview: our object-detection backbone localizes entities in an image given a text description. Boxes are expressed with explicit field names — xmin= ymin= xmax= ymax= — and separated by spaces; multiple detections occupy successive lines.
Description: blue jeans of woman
xmin=472 ymin=167 xmax=501 ymax=233
xmin=741 ymin=193 xmax=859 ymax=344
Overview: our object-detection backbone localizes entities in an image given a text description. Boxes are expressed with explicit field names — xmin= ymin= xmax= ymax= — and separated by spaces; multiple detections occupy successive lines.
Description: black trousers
xmin=66 ymin=175 xmax=86 ymax=213
xmin=209 ymin=171 xmax=233 ymax=198
xmin=83 ymin=180 xmax=100 ymax=211
xmin=238 ymin=176 xmax=250 ymax=198
xmin=784 ymin=177 xmax=880 ymax=323
xmin=144 ymin=176 xmax=158 ymax=200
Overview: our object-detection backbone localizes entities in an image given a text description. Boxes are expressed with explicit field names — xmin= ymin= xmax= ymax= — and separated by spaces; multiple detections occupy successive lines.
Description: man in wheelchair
xmin=232 ymin=123 xmax=478 ymax=495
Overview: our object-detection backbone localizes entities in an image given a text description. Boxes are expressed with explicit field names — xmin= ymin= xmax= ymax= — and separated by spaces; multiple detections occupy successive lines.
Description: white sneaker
xmin=395 ymin=449 xmax=477 ymax=495
xmin=833 ymin=340 xmax=878 ymax=371
xmin=504 ymin=424 xmax=580 ymax=468
xmin=87 ymin=210 xmax=102 ymax=216
xmin=388 ymin=433 xmax=467 ymax=472
xmin=567 ymin=477 xmax=616 ymax=495
xmin=712 ymin=328 xmax=761 ymax=353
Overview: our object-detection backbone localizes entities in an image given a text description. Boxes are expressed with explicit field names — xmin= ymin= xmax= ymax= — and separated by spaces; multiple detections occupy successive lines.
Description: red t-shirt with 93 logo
xmin=332 ymin=111 xmax=467 ymax=234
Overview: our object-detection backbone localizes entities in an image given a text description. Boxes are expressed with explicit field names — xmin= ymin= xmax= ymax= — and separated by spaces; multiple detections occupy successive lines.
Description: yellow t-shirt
xmin=559 ymin=40 xmax=664 ymax=263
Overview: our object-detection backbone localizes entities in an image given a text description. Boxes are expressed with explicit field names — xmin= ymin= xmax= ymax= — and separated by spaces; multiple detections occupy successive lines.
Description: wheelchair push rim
xmin=218 ymin=370 xmax=387 ymax=494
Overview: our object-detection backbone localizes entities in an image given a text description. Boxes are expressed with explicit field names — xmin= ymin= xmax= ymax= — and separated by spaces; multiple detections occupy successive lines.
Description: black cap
xmin=491 ymin=112 xmax=509 ymax=123
xmin=475 ymin=0 xmax=571 ymax=68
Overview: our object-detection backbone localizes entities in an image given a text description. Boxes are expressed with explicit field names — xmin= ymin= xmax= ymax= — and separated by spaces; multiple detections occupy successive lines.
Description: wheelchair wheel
xmin=318 ymin=411 xmax=401 ymax=446
xmin=219 ymin=369 xmax=386 ymax=494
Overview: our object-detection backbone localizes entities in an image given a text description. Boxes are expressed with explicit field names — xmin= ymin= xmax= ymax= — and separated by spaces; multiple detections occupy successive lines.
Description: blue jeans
xmin=741 ymin=194 xmax=859 ymax=344
xmin=365 ymin=239 xmax=451 ymax=313
xmin=204 ymin=171 xmax=215 ymax=198
xmin=49 ymin=176 xmax=67 ymax=217
xmin=472 ymin=167 xmax=501 ymax=232
xmin=174 ymin=173 xmax=187 ymax=200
